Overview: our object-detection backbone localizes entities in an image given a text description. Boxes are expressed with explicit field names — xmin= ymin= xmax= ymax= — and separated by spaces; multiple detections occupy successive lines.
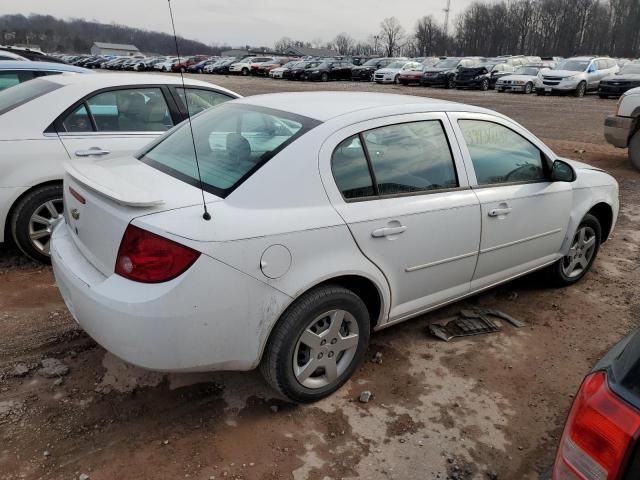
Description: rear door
xmin=319 ymin=113 xmax=481 ymax=321
xmin=56 ymin=86 xmax=179 ymax=162
xmin=449 ymin=112 xmax=572 ymax=290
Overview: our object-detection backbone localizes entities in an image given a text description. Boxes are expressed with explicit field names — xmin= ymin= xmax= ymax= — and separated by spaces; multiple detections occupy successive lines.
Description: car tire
xmin=548 ymin=214 xmax=601 ymax=287
xmin=241 ymin=68 xmax=249 ymax=76
xmin=525 ymin=82 xmax=533 ymax=94
xmin=480 ymin=79 xmax=489 ymax=91
xmin=598 ymin=94 xmax=608 ymax=99
xmin=446 ymin=76 xmax=455 ymax=89
xmin=394 ymin=75 xmax=400 ymax=84
xmin=321 ymin=72 xmax=329 ymax=82
xmin=574 ymin=82 xmax=587 ymax=97
xmin=629 ymin=130 xmax=640 ymax=171
xmin=260 ymin=284 xmax=371 ymax=403
xmin=10 ymin=184 xmax=64 ymax=264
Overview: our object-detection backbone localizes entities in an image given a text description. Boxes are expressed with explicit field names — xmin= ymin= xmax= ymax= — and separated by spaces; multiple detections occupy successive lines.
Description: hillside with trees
xmin=0 ymin=14 xmax=226 ymax=55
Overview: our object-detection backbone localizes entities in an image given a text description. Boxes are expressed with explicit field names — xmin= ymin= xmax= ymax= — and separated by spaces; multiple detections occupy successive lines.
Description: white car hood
xmin=376 ymin=67 xmax=401 ymax=75
xmin=498 ymin=74 xmax=536 ymax=82
xmin=560 ymin=157 xmax=605 ymax=173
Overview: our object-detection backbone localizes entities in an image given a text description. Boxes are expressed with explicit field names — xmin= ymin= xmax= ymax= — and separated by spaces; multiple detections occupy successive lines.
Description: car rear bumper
xmin=51 ymin=221 xmax=291 ymax=372
xmin=604 ymin=115 xmax=635 ymax=148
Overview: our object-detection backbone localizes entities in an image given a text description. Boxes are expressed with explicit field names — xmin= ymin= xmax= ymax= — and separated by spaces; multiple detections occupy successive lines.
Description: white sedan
xmin=0 ymin=73 xmax=239 ymax=262
xmin=51 ymin=92 xmax=619 ymax=403
xmin=495 ymin=65 xmax=548 ymax=93
xmin=373 ymin=61 xmax=420 ymax=84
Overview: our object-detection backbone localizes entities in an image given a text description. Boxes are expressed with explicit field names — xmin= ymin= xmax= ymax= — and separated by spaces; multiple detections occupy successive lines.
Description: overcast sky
xmin=0 ymin=0 xmax=474 ymax=46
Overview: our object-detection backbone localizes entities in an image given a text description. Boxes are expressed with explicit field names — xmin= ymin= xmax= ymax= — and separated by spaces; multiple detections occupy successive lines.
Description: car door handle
xmin=75 ymin=148 xmax=111 ymax=157
xmin=371 ymin=226 xmax=408 ymax=237
xmin=488 ymin=207 xmax=512 ymax=217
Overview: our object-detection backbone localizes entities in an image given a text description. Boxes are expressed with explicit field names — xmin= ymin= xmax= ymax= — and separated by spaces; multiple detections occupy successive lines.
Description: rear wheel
xmin=261 ymin=285 xmax=370 ymax=403
xmin=11 ymin=184 xmax=64 ymax=264
xmin=524 ymin=82 xmax=533 ymax=94
xmin=548 ymin=214 xmax=601 ymax=286
xmin=629 ymin=130 xmax=640 ymax=171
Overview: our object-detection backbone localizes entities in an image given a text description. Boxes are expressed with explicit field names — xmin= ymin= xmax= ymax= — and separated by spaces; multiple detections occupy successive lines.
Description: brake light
xmin=115 ymin=224 xmax=200 ymax=283
xmin=553 ymin=371 xmax=640 ymax=480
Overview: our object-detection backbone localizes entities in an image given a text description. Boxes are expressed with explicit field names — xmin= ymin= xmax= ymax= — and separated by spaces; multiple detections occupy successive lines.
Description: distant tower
xmin=443 ymin=0 xmax=451 ymax=55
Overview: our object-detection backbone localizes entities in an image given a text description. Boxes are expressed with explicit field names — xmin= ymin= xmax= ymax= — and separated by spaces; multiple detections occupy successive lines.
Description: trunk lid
xmin=63 ymin=155 xmax=220 ymax=276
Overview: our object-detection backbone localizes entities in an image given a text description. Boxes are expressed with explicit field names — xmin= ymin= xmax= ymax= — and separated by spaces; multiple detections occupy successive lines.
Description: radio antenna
xmin=167 ymin=0 xmax=211 ymax=221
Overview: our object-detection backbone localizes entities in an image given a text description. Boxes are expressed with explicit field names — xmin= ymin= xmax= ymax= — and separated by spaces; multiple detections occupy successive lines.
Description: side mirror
xmin=551 ymin=159 xmax=576 ymax=182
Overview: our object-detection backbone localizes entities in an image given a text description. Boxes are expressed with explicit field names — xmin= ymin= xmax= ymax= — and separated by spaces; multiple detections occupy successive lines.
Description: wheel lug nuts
xmin=331 ymin=338 xmax=337 ymax=344
xmin=317 ymin=352 xmax=323 ymax=359
xmin=328 ymin=352 xmax=334 ymax=358
xmin=320 ymin=339 xmax=326 ymax=346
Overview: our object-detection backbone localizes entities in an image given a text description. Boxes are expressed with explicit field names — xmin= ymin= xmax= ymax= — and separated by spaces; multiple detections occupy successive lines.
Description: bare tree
xmin=273 ymin=36 xmax=293 ymax=53
xmin=333 ymin=33 xmax=355 ymax=55
xmin=379 ymin=17 xmax=405 ymax=57
xmin=415 ymin=15 xmax=441 ymax=56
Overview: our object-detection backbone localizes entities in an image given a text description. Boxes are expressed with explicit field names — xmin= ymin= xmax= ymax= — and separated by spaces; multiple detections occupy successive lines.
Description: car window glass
xmin=86 ymin=88 xmax=173 ymax=132
xmin=0 ymin=71 xmax=22 ymax=90
xmin=62 ymin=104 xmax=93 ymax=132
xmin=175 ymin=88 xmax=232 ymax=116
xmin=141 ymin=104 xmax=313 ymax=196
xmin=458 ymin=120 xmax=546 ymax=185
xmin=362 ymin=121 xmax=458 ymax=195
xmin=331 ymin=135 xmax=375 ymax=199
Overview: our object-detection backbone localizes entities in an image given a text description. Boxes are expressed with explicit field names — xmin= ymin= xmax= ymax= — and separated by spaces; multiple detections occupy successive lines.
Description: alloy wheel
xmin=561 ymin=226 xmax=597 ymax=278
xmin=525 ymin=82 xmax=533 ymax=94
xmin=28 ymin=198 xmax=63 ymax=256
xmin=293 ymin=309 xmax=359 ymax=389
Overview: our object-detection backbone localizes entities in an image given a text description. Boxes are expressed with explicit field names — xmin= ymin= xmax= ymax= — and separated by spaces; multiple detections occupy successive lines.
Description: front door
xmin=56 ymin=86 xmax=177 ymax=162
xmin=449 ymin=113 xmax=572 ymax=290
xmin=319 ymin=113 xmax=481 ymax=322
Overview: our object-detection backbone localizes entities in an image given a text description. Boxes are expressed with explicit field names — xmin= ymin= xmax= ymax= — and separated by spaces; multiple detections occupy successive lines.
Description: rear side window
xmin=0 ymin=78 xmax=61 ymax=115
xmin=174 ymin=87 xmax=233 ymax=116
xmin=0 ymin=71 xmax=23 ymax=90
xmin=331 ymin=120 xmax=458 ymax=200
xmin=458 ymin=120 xmax=546 ymax=185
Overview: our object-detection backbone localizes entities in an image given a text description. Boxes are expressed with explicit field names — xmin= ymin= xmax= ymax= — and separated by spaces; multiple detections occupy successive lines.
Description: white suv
xmin=604 ymin=86 xmax=640 ymax=169
xmin=536 ymin=57 xmax=619 ymax=97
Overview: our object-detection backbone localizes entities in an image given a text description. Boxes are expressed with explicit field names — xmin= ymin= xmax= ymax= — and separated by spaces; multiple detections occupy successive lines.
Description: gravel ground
xmin=1 ymin=74 xmax=639 ymax=480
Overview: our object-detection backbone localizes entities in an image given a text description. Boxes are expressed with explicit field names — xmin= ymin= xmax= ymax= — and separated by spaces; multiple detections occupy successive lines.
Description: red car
xmin=172 ymin=55 xmax=209 ymax=73
xmin=253 ymin=58 xmax=293 ymax=76
xmin=398 ymin=65 xmax=425 ymax=85
xmin=552 ymin=328 xmax=640 ymax=479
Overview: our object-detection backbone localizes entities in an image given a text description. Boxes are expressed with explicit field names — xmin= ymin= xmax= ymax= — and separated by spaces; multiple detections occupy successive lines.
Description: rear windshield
xmin=0 ymin=78 xmax=61 ymax=115
xmin=139 ymin=103 xmax=320 ymax=197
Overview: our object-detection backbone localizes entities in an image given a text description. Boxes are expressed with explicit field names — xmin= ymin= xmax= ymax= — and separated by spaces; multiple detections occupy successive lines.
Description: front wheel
xmin=548 ymin=214 xmax=601 ymax=286
xmin=524 ymin=82 xmax=533 ymax=94
xmin=260 ymin=285 xmax=370 ymax=403
xmin=394 ymin=75 xmax=400 ymax=84
xmin=446 ymin=77 xmax=455 ymax=89
xmin=241 ymin=68 xmax=249 ymax=76
xmin=629 ymin=130 xmax=640 ymax=171
xmin=480 ymin=78 xmax=489 ymax=91
xmin=574 ymin=82 xmax=587 ymax=97
xmin=11 ymin=184 xmax=64 ymax=264
xmin=321 ymin=72 xmax=329 ymax=82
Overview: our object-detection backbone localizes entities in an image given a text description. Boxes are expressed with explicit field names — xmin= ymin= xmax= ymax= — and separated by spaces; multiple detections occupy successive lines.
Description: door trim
xmin=405 ymin=250 xmax=477 ymax=272
xmin=480 ymin=228 xmax=562 ymax=254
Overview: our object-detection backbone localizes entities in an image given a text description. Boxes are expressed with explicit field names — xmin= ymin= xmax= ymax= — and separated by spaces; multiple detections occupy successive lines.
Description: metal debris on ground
xmin=428 ymin=308 xmax=525 ymax=342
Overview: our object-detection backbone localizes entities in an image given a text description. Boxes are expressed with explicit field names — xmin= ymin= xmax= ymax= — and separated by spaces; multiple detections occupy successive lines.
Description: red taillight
xmin=553 ymin=371 xmax=640 ymax=480
xmin=115 ymin=224 xmax=200 ymax=283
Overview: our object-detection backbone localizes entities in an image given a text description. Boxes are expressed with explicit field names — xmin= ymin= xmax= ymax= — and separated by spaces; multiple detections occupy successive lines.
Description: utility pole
xmin=443 ymin=0 xmax=451 ymax=55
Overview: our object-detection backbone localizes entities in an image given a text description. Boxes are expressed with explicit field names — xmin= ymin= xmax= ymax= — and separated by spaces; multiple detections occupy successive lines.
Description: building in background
xmin=90 ymin=42 xmax=140 ymax=56
xmin=282 ymin=46 xmax=337 ymax=57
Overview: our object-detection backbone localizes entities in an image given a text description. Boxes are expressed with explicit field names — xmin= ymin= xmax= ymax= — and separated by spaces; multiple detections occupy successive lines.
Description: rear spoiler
xmin=65 ymin=161 xmax=165 ymax=208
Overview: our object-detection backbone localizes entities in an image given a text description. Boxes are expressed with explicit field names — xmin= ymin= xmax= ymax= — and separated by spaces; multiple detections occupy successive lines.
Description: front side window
xmin=175 ymin=88 xmax=233 ymax=116
xmin=139 ymin=103 xmax=319 ymax=197
xmin=458 ymin=120 xmax=546 ymax=185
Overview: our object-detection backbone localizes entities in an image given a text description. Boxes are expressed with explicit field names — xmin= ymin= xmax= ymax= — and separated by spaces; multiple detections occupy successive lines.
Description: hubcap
xmin=293 ymin=309 xmax=359 ymax=389
xmin=28 ymin=198 xmax=63 ymax=255
xmin=562 ymin=226 xmax=596 ymax=278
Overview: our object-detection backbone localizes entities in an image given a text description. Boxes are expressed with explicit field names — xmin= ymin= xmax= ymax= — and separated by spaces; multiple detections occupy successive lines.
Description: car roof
xmin=43 ymin=72 xmax=234 ymax=92
xmin=232 ymin=91 xmax=491 ymax=122
xmin=0 ymin=60 xmax=91 ymax=73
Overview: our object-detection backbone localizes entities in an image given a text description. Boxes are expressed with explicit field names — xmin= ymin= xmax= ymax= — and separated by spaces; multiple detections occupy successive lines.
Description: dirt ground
xmin=1 ymin=75 xmax=639 ymax=480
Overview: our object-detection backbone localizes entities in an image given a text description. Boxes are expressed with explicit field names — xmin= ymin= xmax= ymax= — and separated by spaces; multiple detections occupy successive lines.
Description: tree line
xmin=281 ymin=0 xmax=640 ymax=58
